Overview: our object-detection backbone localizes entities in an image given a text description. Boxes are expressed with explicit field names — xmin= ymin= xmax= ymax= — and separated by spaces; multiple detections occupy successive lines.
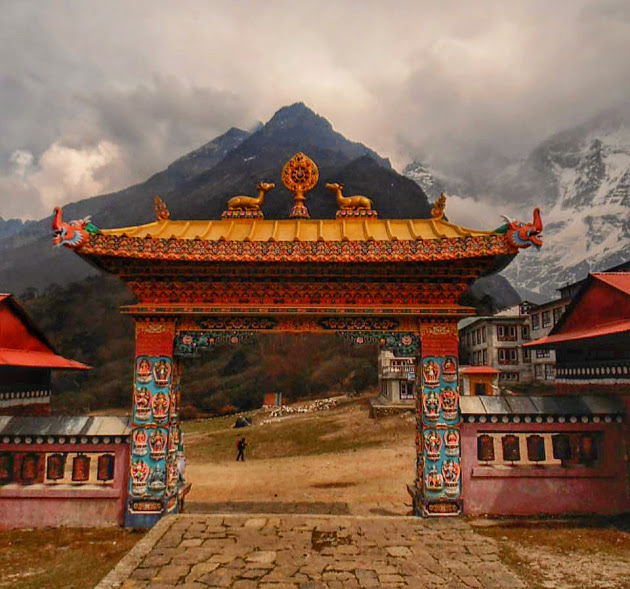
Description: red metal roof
xmin=460 ymin=366 xmax=501 ymax=374
xmin=0 ymin=294 xmax=90 ymax=370
xmin=592 ymin=272 xmax=630 ymax=295
xmin=0 ymin=349 xmax=90 ymax=370
xmin=525 ymin=319 xmax=630 ymax=347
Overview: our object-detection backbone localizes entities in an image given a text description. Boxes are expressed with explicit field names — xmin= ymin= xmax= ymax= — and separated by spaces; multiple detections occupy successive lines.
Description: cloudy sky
xmin=1 ymin=0 xmax=629 ymax=220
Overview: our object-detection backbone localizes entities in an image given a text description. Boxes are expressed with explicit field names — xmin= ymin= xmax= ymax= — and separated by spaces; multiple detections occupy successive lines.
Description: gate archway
xmin=52 ymin=154 xmax=541 ymax=528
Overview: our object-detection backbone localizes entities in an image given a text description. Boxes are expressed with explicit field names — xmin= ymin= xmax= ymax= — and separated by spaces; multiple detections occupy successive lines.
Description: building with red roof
xmin=0 ymin=294 xmax=90 ymax=416
xmin=525 ymin=272 xmax=630 ymax=397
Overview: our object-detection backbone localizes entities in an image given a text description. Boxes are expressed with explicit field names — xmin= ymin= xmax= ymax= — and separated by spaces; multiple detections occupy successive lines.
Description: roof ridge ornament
xmin=431 ymin=193 xmax=447 ymax=220
xmin=282 ymin=152 xmax=318 ymax=219
xmin=325 ymin=182 xmax=378 ymax=219
xmin=154 ymin=196 xmax=171 ymax=221
xmin=222 ymin=182 xmax=275 ymax=220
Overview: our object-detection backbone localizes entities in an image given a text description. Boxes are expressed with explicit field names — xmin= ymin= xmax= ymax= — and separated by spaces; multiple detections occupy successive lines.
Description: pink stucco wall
xmin=0 ymin=442 xmax=128 ymax=529
xmin=462 ymin=422 xmax=629 ymax=516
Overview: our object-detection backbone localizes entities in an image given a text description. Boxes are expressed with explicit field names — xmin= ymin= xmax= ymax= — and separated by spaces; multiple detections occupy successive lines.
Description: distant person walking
xmin=236 ymin=437 xmax=248 ymax=461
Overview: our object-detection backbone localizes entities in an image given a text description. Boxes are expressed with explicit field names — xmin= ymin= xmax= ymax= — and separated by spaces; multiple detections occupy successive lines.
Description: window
xmin=545 ymin=364 xmax=555 ymax=380
xmin=482 ymin=349 xmax=488 ymax=365
xmin=499 ymin=372 xmax=520 ymax=381
xmin=521 ymin=326 xmax=530 ymax=340
xmin=508 ymin=326 xmax=516 ymax=339
xmin=535 ymin=364 xmax=543 ymax=378
xmin=400 ymin=381 xmax=414 ymax=400
xmin=553 ymin=307 xmax=564 ymax=325
xmin=536 ymin=349 xmax=551 ymax=358
xmin=522 ymin=348 xmax=531 ymax=362
xmin=531 ymin=314 xmax=540 ymax=329
xmin=542 ymin=310 xmax=551 ymax=328
xmin=497 ymin=325 xmax=505 ymax=338
xmin=467 ymin=332 xmax=472 ymax=347
xmin=475 ymin=382 xmax=487 ymax=396
xmin=498 ymin=348 xmax=518 ymax=365
xmin=482 ymin=327 xmax=487 ymax=343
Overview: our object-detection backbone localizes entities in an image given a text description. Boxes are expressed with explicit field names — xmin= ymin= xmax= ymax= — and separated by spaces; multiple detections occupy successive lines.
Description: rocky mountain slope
xmin=0 ymin=103 xmax=431 ymax=294
xmin=405 ymin=104 xmax=630 ymax=299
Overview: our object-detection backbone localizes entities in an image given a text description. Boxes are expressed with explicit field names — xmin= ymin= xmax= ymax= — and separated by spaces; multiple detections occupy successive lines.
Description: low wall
xmin=461 ymin=421 xmax=629 ymax=516
xmin=0 ymin=441 xmax=129 ymax=529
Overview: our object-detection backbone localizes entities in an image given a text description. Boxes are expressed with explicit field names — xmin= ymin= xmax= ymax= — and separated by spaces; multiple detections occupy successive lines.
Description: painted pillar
xmin=417 ymin=321 xmax=462 ymax=516
xmin=125 ymin=319 xmax=178 ymax=528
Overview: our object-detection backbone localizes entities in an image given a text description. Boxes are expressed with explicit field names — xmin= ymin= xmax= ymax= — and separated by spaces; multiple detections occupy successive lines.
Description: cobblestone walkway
xmin=96 ymin=514 xmax=525 ymax=589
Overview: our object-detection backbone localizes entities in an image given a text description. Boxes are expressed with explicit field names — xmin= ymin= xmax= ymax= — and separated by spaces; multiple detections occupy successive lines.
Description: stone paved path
xmin=96 ymin=514 xmax=525 ymax=589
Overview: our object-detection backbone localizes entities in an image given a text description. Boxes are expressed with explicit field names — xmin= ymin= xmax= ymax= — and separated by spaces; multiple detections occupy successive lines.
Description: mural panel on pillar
xmin=127 ymin=321 xmax=175 ymax=527
xmin=420 ymin=322 xmax=462 ymax=516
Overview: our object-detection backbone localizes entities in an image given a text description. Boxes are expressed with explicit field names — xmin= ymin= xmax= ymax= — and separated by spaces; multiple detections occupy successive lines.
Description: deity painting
xmin=422 ymin=359 xmax=440 ymax=388
xmin=166 ymin=458 xmax=178 ymax=495
xmin=425 ymin=465 xmax=444 ymax=491
xmin=136 ymin=357 xmax=152 ymax=384
xmin=148 ymin=463 xmax=166 ymax=492
xmin=153 ymin=359 xmax=172 ymax=388
xmin=130 ymin=459 xmax=149 ymax=495
xmin=442 ymin=356 xmax=457 ymax=383
xmin=169 ymin=426 xmax=181 ymax=452
xmin=134 ymin=387 xmax=152 ymax=421
xmin=444 ymin=428 xmax=460 ymax=457
xmin=149 ymin=429 xmax=168 ymax=461
xmin=422 ymin=391 xmax=441 ymax=422
xmin=442 ymin=459 xmax=461 ymax=497
xmin=133 ymin=429 xmax=148 ymax=456
xmin=440 ymin=388 xmax=459 ymax=421
xmin=424 ymin=429 xmax=442 ymax=461
xmin=152 ymin=392 xmax=170 ymax=424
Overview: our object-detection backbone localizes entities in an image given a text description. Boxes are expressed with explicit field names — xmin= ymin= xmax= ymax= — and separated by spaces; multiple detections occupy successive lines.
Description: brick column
xmin=418 ymin=321 xmax=462 ymax=516
xmin=125 ymin=320 xmax=177 ymax=528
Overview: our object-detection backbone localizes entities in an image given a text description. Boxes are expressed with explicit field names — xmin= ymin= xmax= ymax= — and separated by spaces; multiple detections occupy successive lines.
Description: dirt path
xmin=185 ymin=441 xmax=416 ymax=515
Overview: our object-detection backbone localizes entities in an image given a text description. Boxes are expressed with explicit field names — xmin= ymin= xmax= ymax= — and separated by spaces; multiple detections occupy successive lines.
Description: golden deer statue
xmin=325 ymin=182 xmax=373 ymax=210
xmin=227 ymin=182 xmax=275 ymax=211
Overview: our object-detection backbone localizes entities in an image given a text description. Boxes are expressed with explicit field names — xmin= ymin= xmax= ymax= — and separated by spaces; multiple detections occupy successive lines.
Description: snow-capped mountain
xmin=405 ymin=104 xmax=630 ymax=299
xmin=498 ymin=105 xmax=630 ymax=298
xmin=403 ymin=161 xmax=448 ymax=200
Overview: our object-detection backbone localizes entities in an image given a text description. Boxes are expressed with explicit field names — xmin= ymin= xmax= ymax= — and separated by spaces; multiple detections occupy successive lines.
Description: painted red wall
xmin=0 ymin=442 xmax=128 ymax=529
xmin=462 ymin=422 xmax=629 ymax=516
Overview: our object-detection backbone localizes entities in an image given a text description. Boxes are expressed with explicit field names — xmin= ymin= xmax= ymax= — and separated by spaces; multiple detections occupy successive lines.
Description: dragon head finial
xmin=52 ymin=206 xmax=100 ymax=249
xmin=495 ymin=207 xmax=543 ymax=250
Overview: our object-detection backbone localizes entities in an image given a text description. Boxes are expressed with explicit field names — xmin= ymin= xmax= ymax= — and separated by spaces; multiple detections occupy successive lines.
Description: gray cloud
xmin=1 ymin=0 xmax=629 ymax=218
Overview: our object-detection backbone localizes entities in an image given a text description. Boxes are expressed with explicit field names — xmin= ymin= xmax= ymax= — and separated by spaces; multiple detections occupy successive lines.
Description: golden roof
xmin=100 ymin=217 xmax=495 ymax=243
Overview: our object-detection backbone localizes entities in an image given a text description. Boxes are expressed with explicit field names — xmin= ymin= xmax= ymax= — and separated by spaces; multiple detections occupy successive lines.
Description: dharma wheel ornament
xmin=282 ymin=152 xmax=318 ymax=219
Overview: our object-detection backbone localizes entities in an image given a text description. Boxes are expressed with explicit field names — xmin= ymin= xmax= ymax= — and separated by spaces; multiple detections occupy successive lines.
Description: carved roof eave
xmin=74 ymin=231 xmax=517 ymax=266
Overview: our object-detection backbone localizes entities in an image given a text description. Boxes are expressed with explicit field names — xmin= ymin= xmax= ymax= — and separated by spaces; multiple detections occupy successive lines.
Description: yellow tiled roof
xmin=100 ymin=217 xmax=495 ymax=242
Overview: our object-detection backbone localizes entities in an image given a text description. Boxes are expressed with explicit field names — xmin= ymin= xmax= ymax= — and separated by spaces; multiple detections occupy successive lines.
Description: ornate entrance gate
xmin=52 ymin=153 xmax=541 ymax=528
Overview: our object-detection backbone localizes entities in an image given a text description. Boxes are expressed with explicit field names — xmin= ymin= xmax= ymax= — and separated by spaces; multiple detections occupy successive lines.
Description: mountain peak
xmin=265 ymin=102 xmax=333 ymax=133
